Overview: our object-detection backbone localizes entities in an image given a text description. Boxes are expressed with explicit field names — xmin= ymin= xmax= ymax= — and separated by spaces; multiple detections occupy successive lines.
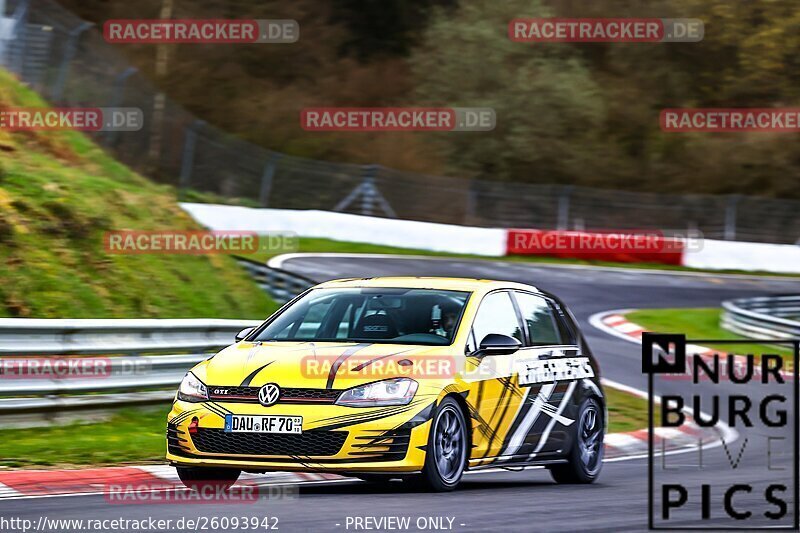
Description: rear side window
xmin=552 ymin=303 xmax=578 ymax=345
xmin=513 ymin=292 xmax=562 ymax=346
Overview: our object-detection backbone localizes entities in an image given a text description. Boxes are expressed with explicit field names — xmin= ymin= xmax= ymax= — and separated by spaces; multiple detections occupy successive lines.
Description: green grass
xmin=605 ymin=386 xmax=659 ymax=433
xmin=0 ymin=389 xmax=652 ymax=468
xmin=0 ymin=406 xmax=170 ymax=468
xmin=626 ymin=308 xmax=794 ymax=361
xmin=249 ymin=237 xmax=800 ymax=279
xmin=0 ymin=69 xmax=277 ymax=319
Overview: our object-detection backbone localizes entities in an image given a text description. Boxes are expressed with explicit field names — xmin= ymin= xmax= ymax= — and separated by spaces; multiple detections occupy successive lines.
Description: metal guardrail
xmin=234 ymin=256 xmax=316 ymax=303
xmin=0 ymin=318 xmax=260 ymax=425
xmin=0 ymin=318 xmax=262 ymax=355
xmin=0 ymin=261 xmax=315 ymax=425
xmin=721 ymin=295 xmax=800 ymax=340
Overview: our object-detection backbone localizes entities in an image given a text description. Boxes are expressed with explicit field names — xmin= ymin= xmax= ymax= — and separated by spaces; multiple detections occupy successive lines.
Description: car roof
xmin=314 ymin=276 xmax=541 ymax=294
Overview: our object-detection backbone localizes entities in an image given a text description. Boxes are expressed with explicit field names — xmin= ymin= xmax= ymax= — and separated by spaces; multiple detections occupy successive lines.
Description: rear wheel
xmin=408 ymin=397 xmax=467 ymax=492
xmin=549 ymin=397 xmax=604 ymax=484
xmin=176 ymin=466 xmax=241 ymax=491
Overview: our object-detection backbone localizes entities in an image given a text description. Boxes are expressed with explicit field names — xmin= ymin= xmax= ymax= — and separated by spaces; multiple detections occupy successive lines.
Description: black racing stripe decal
xmin=521 ymin=382 xmax=570 ymax=455
xmin=313 ymin=402 xmax=416 ymax=426
xmin=497 ymin=384 xmax=540 ymax=454
xmin=204 ymin=402 xmax=231 ymax=417
xmin=351 ymin=347 xmax=418 ymax=372
xmin=393 ymin=401 xmax=436 ymax=430
xmin=326 ymin=343 xmax=371 ymax=389
xmin=480 ymin=377 xmax=516 ymax=458
xmin=240 ymin=361 xmax=274 ymax=387
xmin=170 ymin=409 xmax=200 ymax=425
xmin=313 ymin=402 xmax=422 ymax=431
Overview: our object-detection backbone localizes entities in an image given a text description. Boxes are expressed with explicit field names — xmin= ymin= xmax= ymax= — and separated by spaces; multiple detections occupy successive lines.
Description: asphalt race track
xmin=2 ymin=256 xmax=798 ymax=532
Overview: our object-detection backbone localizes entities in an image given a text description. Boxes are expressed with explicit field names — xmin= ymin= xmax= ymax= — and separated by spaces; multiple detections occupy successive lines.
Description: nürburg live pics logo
xmin=643 ymin=332 xmax=799 ymax=530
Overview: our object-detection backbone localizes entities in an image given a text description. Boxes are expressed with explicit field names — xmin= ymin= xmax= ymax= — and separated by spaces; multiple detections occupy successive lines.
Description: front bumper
xmin=166 ymin=397 xmax=434 ymax=473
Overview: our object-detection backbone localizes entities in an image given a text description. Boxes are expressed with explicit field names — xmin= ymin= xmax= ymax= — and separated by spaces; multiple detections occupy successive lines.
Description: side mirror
xmin=478 ymin=333 xmax=522 ymax=356
xmin=235 ymin=327 xmax=255 ymax=342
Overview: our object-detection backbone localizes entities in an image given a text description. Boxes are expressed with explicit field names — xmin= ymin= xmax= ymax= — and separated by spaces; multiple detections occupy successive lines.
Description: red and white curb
xmin=591 ymin=310 xmax=739 ymax=463
xmin=600 ymin=378 xmax=727 ymax=462
xmin=0 ymin=465 xmax=348 ymax=500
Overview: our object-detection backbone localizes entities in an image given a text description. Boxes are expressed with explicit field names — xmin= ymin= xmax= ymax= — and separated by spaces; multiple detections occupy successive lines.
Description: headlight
xmin=177 ymin=371 xmax=208 ymax=402
xmin=335 ymin=378 xmax=418 ymax=407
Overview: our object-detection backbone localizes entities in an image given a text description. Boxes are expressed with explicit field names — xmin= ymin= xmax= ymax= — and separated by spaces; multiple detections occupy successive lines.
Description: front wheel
xmin=408 ymin=397 xmax=468 ymax=492
xmin=549 ymin=396 xmax=604 ymax=484
xmin=176 ymin=466 xmax=241 ymax=491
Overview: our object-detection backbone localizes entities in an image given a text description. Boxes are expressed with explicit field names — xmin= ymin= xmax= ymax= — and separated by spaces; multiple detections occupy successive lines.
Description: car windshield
xmin=253 ymin=287 xmax=470 ymax=346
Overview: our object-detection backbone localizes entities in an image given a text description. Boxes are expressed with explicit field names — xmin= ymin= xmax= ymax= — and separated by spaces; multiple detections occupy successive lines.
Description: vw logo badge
xmin=258 ymin=383 xmax=281 ymax=407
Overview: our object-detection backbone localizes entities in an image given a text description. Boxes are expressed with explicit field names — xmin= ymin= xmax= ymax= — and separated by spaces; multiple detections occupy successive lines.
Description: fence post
xmin=10 ymin=0 xmax=29 ymax=76
xmin=464 ymin=179 xmax=477 ymax=225
xmin=724 ymin=195 xmax=741 ymax=241
xmin=359 ymin=164 xmax=377 ymax=216
xmin=557 ymin=186 xmax=573 ymax=230
xmin=51 ymin=21 xmax=92 ymax=103
xmin=259 ymin=153 xmax=280 ymax=207
xmin=104 ymin=66 xmax=137 ymax=146
xmin=178 ymin=120 xmax=204 ymax=198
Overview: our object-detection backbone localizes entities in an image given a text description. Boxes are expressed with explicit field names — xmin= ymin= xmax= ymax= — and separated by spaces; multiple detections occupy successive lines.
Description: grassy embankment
xmin=0 ymin=69 xmax=277 ymax=319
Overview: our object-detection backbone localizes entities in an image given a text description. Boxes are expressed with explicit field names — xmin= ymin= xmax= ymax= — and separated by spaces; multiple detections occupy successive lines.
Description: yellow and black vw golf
xmin=167 ymin=277 xmax=605 ymax=491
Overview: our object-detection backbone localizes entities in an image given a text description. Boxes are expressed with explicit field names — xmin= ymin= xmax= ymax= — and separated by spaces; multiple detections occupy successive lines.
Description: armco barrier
xmin=235 ymin=256 xmax=316 ymax=303
xmin=721 ymin=296 xmax=800 ymax=340
xmin=0 ymin=318 xmax=260 ymax=426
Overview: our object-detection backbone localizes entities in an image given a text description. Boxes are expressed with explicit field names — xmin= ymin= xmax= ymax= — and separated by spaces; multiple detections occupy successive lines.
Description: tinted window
xmin=553 ymin=304 xmax=577 ymax=344
xmin=254 ymin=288 xmax=470 ymax=345
xmin=514 ymin=292 xmax=562 ymax=346
xmin=472 ymin=292 xmax=524 ymax=345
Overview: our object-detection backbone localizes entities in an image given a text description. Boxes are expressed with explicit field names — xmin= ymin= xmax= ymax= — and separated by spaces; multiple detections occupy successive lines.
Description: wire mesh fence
xmin=2 ymin=0 xmax=800 ymax=244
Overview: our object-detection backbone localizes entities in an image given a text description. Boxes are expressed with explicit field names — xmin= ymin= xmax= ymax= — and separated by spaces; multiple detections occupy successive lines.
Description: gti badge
xmin=258 ymin=383 xmax=281 ymax=406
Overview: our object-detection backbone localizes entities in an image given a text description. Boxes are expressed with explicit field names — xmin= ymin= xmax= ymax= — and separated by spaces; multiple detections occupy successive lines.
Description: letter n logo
xmin=642 ymin=332 xmax=686 ymax=374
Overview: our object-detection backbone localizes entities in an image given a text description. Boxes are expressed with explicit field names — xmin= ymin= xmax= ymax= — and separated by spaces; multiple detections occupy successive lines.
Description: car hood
xmin=195 ymin=341 xmax=448 ymax=390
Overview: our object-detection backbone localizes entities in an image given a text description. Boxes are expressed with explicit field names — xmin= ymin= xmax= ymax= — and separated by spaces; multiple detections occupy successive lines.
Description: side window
xmin=552 ymin=303 xmax=577 ymax=344
xmin=514 ymin=292 xmax=562 ymax=346
xmin=472 ymin=292 xmax=524 ymax=345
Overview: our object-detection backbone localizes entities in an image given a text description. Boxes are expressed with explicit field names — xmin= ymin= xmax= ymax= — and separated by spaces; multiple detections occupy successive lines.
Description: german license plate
xmin=224 ymin=414 xmax=302 ymax=434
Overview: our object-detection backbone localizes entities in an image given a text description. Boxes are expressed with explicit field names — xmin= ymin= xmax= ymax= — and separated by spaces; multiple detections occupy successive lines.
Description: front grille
xmin=190 ymin=428 xmax=348 ymax=457
xmin=207 ymin=386 xmax=342 ymax=404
